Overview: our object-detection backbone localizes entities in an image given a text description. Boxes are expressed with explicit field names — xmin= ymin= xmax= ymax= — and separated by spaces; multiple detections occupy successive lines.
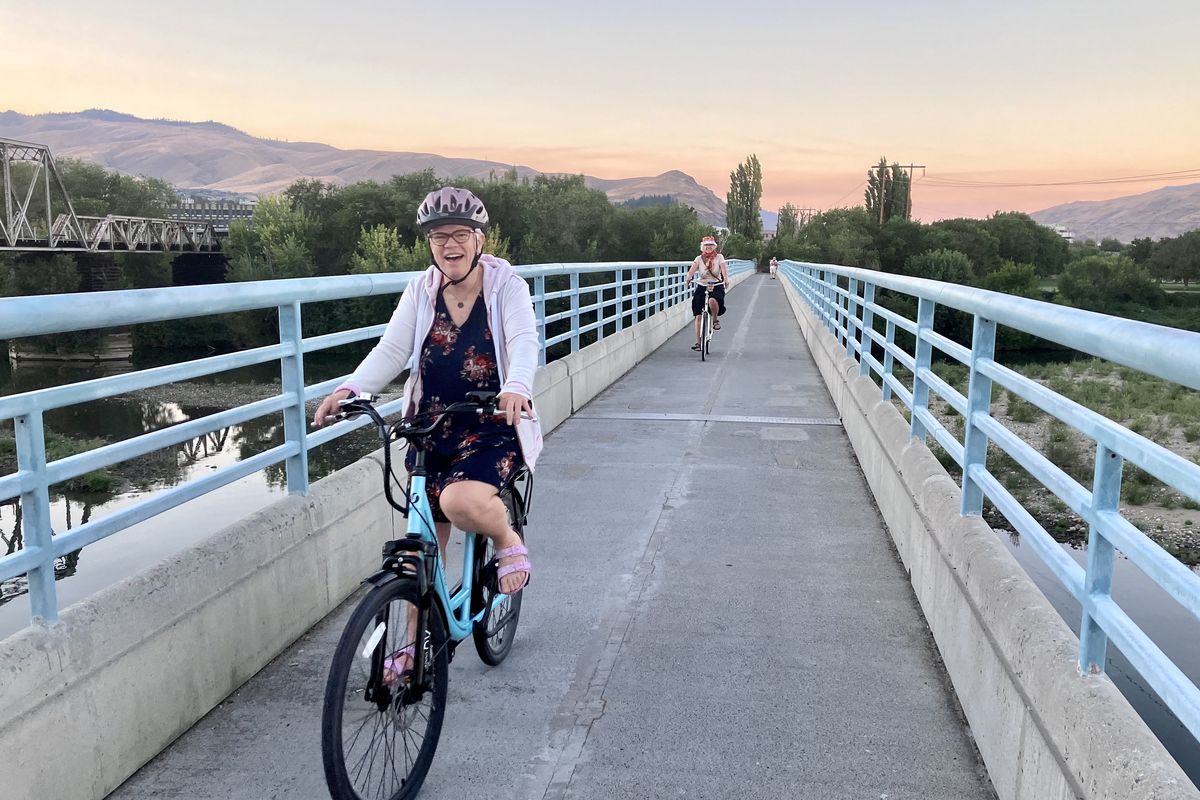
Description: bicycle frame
xmin=401 ymin=469 xmax=500 ymax=642
xmin=334 ymin=393 xmax=520 ymax=643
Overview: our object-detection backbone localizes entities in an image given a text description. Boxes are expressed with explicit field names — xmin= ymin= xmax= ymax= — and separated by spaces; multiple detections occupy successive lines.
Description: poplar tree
xmin=726 ymin=155 xmax=763 ymax=240
xmin=865 ymin=157 xmax=910 ymax=224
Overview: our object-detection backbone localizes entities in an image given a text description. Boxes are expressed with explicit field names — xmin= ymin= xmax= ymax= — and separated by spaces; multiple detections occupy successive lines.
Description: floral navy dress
xmin=405 ymin=290 xmax=523 ymax=522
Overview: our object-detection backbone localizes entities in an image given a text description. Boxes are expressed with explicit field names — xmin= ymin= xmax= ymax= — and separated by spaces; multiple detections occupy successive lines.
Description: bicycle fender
xmin=361 ymin=570 xmax=402 ymax=590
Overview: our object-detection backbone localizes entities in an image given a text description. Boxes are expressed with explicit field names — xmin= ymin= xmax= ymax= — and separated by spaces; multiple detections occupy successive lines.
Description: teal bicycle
xmin=320 ymin=391 xmax=531 ymax=800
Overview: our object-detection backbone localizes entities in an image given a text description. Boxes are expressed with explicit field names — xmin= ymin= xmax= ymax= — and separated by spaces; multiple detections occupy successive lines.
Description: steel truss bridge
xmin=0 ymin=138 xmax=219 ymax=253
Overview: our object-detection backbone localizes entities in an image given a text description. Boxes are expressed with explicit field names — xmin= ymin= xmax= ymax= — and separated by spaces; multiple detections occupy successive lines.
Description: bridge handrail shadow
xmin=781 ymin=259 xmax=1200 ymax=747
xmin=0 ymin=259 xmax=754 ymax=630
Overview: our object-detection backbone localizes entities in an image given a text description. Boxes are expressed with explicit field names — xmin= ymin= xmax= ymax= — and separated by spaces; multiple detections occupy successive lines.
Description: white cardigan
xmin=339 ymin=254 xmax=544 ymax=470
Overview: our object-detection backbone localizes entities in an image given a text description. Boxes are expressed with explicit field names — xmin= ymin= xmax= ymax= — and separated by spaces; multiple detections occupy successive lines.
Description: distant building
xmin=166 ymin=196 xmax=257 ymax=233
xmin=1048 ymin=223 xmax=1075 ymax=243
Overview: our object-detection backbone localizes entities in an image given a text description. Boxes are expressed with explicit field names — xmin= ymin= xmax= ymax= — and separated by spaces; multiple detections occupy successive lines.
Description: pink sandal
xmin=493 ymin=543 xmax=532 ymax=595
xmin=383 ymin=645 xmax=415 ymax=687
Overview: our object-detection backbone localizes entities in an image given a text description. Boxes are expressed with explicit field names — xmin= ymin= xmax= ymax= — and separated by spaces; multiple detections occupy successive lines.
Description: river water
xmin=2 ymin=356 xmax=1199 ymax=786
xmin=0 ymin=353 xmax=387 ymax=639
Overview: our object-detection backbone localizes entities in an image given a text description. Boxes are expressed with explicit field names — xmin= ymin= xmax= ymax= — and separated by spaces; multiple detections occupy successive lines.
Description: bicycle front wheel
xmin=322 ymin=579 xmax=449 ymax=800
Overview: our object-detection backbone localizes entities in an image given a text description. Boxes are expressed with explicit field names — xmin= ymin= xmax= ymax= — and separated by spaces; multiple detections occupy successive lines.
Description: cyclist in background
xmin=769 ymin=257 xmax=778 ymax=278
xmin=685 ymin=235 xmax=729 ymax=350
xmin=313 ymin=187 xmax=539 ymax=599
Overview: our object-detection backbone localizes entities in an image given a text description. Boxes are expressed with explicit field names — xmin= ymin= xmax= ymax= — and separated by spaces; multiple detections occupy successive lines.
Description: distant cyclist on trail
xmin=769 ymin=257 xmax=778 ymax=278
xmin=313 ymin=187 xmax=540 ymax=598
xmin=685 ymin=234 xmax=729 ymax=350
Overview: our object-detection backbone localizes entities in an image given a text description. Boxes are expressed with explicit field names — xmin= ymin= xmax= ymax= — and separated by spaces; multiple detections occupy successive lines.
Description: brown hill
xmin=0 ymin=110 xmax=727 ymax=225
xmin=1031 ymin=182 xmax=1200 ymax=242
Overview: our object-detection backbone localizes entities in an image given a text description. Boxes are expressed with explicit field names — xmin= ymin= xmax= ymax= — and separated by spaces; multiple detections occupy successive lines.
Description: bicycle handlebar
xmin=328 ymin=391 xmax=514 ymax=514
xmin=333 ymin=391 xmax=506 ymax=441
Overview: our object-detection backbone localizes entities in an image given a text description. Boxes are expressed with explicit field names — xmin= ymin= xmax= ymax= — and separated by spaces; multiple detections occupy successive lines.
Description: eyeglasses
xmin=428 ymin=230 xmax=475 ymax=246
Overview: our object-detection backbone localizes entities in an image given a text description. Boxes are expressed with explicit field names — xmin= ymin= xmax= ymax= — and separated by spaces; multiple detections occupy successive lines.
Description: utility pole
xmin=876 ymin=164 xmax=888 ymax=225
xmin=797 ymin=208 xmax=818 ymax=226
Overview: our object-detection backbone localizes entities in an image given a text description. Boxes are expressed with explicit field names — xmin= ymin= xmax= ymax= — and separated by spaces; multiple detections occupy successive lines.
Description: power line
xmin=828 ymin=180 xmax=867 ymax=208
xmin=919 ymin=167 xmax=1200 ymax=189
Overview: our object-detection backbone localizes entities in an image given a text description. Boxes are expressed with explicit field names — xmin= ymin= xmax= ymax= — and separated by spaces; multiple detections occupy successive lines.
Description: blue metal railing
xmin=782 ymin=260 xmax=1200 ymax=743
xmin=0 ymin=259 xmax=754 ymax=628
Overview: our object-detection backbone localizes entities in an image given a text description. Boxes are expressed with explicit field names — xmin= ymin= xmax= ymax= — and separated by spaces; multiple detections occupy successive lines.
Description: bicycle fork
xmin=363 ymin=539 xmax=438 ymax=705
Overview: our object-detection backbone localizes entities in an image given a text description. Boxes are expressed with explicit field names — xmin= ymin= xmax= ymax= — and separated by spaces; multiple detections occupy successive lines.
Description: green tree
xmin=776 ymin=203 xmax=800 ymax=239
xmin=876 ymin=217 xmax=926 ymax=273
xmin=864 ymin=158 xmax=910 ymax=224
xmin=514 ymin=175 xmax=614 ymax=264
xmin=607 ymin=202 xmax=710 ymax=262
xmin=225 ymin=196 xmax=315 ymax=282
xmin=726 ymin=155 xmax=763 ymax=240
xmin=904 ymin=249 xmax=974 ymax=285
xmin=1127 ymin=237 xmax=1154 ymax=264
xmin=926 ymin=219 xmax=1002 ymax=276
xmin=982 ymin=260 xmax=1040 ymax=297
xmin=796 ymin=207 xmax=878 ymax=267
xmin=1147 ymin=230 xmax=1200 ymax=286
xmin=1057 ymin=255 xmax=1164 ymax=310
xmin=1099 ymin=237 xmax=1124 ymax=253
xmin=984 ymin=212 xmax=1069 ymax=275
xmin=721 ymin=232 xmax=761 ymax=261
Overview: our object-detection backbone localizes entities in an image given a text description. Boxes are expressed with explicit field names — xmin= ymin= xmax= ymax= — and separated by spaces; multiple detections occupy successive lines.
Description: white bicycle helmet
xmin=416 ymin=187 xmax=489 ymax=232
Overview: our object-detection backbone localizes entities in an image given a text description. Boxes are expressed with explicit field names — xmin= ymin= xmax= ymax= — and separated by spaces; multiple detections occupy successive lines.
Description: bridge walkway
xmin=109 ymin=274 xmax=994 ymax=799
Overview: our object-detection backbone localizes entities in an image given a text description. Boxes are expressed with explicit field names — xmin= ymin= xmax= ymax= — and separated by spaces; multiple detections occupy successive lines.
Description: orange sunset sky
xmin=3 ymin=0 xmax=1199 ymax=221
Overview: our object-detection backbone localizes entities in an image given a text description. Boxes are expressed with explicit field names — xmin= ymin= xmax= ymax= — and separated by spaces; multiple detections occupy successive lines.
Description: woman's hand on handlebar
xmin=497 ymin=391 xmax=533 ymax=427
xmin=312 ymin=389 xmax=352 ymax=428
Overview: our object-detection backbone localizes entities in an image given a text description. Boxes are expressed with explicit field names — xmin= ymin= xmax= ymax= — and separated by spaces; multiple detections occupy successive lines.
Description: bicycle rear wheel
xmin=472 ymin=488 xmax=525 ymax=665
xmin=322 ymin=579 xmax=449 ymax=800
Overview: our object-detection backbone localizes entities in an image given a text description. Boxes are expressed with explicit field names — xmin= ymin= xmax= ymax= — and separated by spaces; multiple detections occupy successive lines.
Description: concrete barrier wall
xmin=0 ymin=274 xmax=747 ymax=800
xmin=779 ymin=276 xmax=1198 ymax=800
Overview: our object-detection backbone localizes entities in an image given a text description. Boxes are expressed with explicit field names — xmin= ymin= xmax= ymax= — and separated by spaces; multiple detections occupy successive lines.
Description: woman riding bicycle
xmin=314 ymin=186 xmax=540 ymax=599
xmin=685 ymin=234 xmax=730 ymax=350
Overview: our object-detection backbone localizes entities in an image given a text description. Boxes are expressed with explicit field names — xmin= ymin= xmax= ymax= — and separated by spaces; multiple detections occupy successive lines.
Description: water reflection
xmin=996 ymin=527 xmax=1200 ymax=786
xmin=0 ymin=354 xmax=382 ymax=618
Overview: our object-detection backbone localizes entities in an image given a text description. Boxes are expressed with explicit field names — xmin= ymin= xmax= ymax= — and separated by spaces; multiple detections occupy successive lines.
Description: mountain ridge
xmin=0 ymin=109 xmax=729 ymax=226
xmin=1030 ymin=182 xmax=1200 ymax=242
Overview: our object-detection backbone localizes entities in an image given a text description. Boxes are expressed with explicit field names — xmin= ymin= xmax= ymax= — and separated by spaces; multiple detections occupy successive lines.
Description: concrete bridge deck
xmin=109 ymin=275 xmax=994 ymax=799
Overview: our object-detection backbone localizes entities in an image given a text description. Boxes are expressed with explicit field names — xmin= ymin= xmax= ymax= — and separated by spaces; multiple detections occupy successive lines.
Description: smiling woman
xmin=313 ymin=186 xmax=543 ymax=597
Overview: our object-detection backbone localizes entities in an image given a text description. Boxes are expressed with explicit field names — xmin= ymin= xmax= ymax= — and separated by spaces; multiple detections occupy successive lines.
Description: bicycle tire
xmin=471 ymin=488 xmax=524 ymax=665
xmin=700 ymin=309 xmax=708 ymax=362
xmin=322 ymin=579 xmax=449 ymax=800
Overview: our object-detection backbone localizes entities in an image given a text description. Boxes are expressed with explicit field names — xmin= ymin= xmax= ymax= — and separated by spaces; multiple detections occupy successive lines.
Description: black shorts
xmin=692 ymin=284 xmax=726 ymax=317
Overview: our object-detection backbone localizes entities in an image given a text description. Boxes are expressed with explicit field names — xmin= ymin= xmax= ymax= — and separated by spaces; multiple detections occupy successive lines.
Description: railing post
xmin=846 ymin=277 xmax=859 ymax=357
xmin=15 ymin=410 xmax=58 ymax=625
xmin=595 ymin=279 xmax=605 ymax=342
xmin=859 ymin=282 xmax=875 ymax=377
xmin=569 ymin=270 xmax=580 ymax=353
xmin=882 ymin=320 xmax=896 ymax=401
xmin=960 ymin=316 xmax=996 ymax=515
xmin=910 ymin=297 xmax=935 ymax=439
xmin=1080 ymin=445 xmax=1122 ymax=675
xmin=615 ymin=268 xmax=625 ymax=332
xmin=822 ymin=270 xmax=834 ymax=334
xmin=534 ymin=275 xmax=546 ymax=366
xmin=278 ymin=301 xmax=309 ymax=494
